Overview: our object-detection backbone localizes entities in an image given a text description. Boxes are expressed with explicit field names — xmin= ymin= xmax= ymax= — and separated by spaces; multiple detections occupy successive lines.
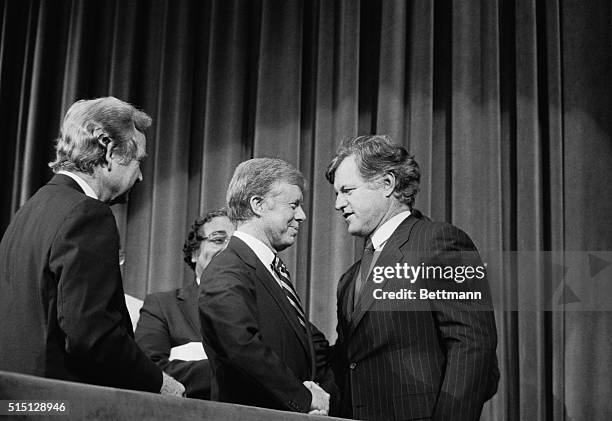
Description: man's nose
xmin=295 ymin=205 xmax=306 ymax=221
xmin=334 ymin=194 xmax=346 ymax=211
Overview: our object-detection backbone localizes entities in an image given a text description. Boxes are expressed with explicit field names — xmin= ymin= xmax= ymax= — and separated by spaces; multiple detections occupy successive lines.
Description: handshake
xmin=303 ymin=380 xmax=331 ymax=416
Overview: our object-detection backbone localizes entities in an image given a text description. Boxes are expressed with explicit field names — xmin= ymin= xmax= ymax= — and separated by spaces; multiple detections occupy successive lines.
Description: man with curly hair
xmin=135 ymin=209 xmax=234 ymax=399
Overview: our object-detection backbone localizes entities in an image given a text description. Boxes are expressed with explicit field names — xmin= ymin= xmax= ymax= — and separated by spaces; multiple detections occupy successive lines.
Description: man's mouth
xmin=343 ymin=212 xmax=354 ymax=221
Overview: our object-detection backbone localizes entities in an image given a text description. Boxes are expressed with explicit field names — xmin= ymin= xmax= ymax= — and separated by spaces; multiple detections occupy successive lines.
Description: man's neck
xmin=236 ymin=221 xmax=275 ymax=253
xmin=369 ymin=201 xmax=411 ymax=238
xmin=68 ymin=170 xmax=108 ymax=202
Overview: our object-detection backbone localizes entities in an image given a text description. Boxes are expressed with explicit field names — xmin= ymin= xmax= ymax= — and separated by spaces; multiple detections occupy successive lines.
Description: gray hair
xmin=226 ymin=158 xmax=305 ymax=223
xmin=325 ymin=135 xmax=420 ymax=208
xmin=48 ymin=97 xmax=152 ymax=174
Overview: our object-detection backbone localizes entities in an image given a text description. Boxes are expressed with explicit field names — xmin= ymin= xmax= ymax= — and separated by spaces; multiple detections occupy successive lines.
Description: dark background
xmin=1 ymin=0 xmax=611 ymax=419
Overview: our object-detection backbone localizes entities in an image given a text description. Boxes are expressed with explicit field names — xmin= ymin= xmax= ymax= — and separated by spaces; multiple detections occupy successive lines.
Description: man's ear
xmin=98 ymin=132 xmax=115 ymax=171
xmin=95 ymin=129 xmax=115 ymax=171
xmin=381 ymin=172 xmax=397 ymax=198
xmin=103 ymin=141 xmax=117 ymax=171
xmin=249 ymin=195 xmax=266 ymax=217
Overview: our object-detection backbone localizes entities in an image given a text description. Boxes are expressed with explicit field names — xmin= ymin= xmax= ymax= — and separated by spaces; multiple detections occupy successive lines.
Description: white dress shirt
xmin=370 ymin=210 xmax=412 ymax=251
xmin=58 ymin=170 xmax=98 ymax=200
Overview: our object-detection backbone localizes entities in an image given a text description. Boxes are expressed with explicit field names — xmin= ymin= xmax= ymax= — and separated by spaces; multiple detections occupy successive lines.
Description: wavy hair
xmin=325 ymin=135 xmax=420 ymax=208
xmin=48 ymin=97 xmax=151 ymax=174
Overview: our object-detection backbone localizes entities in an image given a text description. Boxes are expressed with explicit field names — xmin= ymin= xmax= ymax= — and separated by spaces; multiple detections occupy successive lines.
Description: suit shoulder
xmin=403 ymin=218 xmax=478 ymax=252
xmin=140 ymin=289 xmax=181 ymax=318
xmin=201 ymin=247 xmax=253 ymax=285
xmin=205 ymin=244 xmax=252 ymax=275
xmin=413 ymin=218 xmax=470 ymax=238
xmin=39 ymin=183 xmax=113 ymax=226
xmin=144 ymin=288 xmax=181 ymax=306
xmin=417 ymin=220 xmax=479 ymax=253
xmin=16 ymin=181 xmax=105 ymax=218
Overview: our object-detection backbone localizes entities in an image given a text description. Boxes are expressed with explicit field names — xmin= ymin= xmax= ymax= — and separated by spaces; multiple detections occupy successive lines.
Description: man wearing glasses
xmin=135 ymin=209 xmax=234 ymax=399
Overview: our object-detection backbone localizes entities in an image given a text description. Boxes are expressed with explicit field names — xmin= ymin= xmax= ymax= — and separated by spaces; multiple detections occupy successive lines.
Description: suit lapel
xmin=349 ymin=214 xmax=422 ymax=334
xmin=177 ymin=280 xmax=201 ymax=335
xmin=255 ymin=261 xmax=314 ymax=361
xmin=338 ymin=263 xmax=359 ymax=321
xmin=230 ymin=237 xmax=314 ymax=367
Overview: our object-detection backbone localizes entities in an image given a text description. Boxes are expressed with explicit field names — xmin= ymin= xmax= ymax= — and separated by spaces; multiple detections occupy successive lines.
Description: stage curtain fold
xmin=1 ymin=0 xmax=610 ymax=419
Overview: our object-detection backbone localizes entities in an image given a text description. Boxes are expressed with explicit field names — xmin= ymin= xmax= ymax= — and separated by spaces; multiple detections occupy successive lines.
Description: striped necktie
xmin=272 ymin=256 xmax=307 ymax=329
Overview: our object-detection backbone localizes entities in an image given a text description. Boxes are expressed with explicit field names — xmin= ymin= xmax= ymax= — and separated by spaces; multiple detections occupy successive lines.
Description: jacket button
xmin=349 ymin=362 xmax=357 ymax=370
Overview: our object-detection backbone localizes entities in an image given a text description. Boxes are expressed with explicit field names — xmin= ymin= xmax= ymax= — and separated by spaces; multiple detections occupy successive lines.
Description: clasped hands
xmin=304 ymin=380 xmax=330 ymax=416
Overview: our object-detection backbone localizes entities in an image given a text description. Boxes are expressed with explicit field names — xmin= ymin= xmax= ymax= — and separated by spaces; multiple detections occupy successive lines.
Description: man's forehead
xmin=268 ymin=181 xmax=303 ymax=198
xmin=334 ymin=156 xmax=364 ymax=186
xmin=202 ymin=216 xmax=233 ymax=235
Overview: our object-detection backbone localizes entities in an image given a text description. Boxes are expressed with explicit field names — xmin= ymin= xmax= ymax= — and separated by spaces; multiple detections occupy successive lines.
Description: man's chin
xmin=346 ymin=224 xmax=363 ymax=237
xmin=275 ymin=238 xmax=297 ymax=252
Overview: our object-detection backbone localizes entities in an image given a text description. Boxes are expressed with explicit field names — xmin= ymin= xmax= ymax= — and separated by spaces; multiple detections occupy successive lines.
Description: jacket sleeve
xmin=50 ymin=199 xmax=162 ymax=392
xmin=425 ymin=223 xmax=499 ymax=420
xmin=135 ymin=293 xmax=211 ymax=398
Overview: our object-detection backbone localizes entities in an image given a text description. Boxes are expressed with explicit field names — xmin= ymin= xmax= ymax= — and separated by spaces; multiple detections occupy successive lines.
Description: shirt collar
xmin=58 ymin=170 xmax=98 ymax=200
xmin=370 ymin=210 xmax=411 ymax=250
xmin=233 ymin=230 xmax=276 ymax=268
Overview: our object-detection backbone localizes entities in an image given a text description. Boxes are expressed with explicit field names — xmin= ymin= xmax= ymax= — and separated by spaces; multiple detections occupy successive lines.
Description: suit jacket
xmin=0 ymin=174 xmax=161 ymax=392
xmin=199 ymin=236 xmax=338 ymax=413
xmin=135 ymin=280 xmax=211 ymax=399
xmin=334 ymin=213 xmax=499 ymax=421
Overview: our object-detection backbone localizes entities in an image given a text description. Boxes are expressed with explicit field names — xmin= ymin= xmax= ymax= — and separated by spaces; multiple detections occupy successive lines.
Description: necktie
xmin=272 ymin=256 xmax=307 ymax=329
xmin=354 ymin=238 xmax=374 ymax=305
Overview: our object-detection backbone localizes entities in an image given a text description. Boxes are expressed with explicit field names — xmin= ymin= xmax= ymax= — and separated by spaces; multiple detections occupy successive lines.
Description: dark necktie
xmin=272 ymin=256 xmax=307 ymax=329
xmin=354 ymin=238 xmax=374 ymax=306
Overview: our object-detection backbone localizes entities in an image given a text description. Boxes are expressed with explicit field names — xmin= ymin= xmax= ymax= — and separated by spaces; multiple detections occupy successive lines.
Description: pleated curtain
xmin=1 ymin=1 xmax=611 ymax=419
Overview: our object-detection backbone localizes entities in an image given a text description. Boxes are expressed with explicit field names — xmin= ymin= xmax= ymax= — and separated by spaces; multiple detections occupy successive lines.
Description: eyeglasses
xmin=196 ymin=233 xmax=230 ymax=246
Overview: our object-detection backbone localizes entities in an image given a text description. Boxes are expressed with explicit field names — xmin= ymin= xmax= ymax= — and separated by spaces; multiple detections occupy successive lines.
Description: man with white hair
xmin=0 ymin=97 xmax=183 ymax=395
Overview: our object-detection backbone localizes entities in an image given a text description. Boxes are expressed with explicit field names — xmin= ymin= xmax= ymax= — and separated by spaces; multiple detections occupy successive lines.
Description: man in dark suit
xmin=0 ymin=97 xmax=183 ymax=395
xmin=135 ymin=209 xmax=235 ymax=399
xmin=326 ymin=135 xmax=499 ymax=421
xmin=199 ymin=158 xmax=337 ymax=415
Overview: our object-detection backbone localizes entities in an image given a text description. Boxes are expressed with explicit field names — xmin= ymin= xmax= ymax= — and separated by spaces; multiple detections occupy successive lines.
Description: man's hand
xmin=160 ymin=371 xmax=185 ymax=396
xmin=304 ymin=381 xmax=329 ymax=415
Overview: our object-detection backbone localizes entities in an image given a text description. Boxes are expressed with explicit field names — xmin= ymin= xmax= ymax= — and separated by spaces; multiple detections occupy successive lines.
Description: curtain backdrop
xmin=1 ymin=0 xmax=611 ymax=419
